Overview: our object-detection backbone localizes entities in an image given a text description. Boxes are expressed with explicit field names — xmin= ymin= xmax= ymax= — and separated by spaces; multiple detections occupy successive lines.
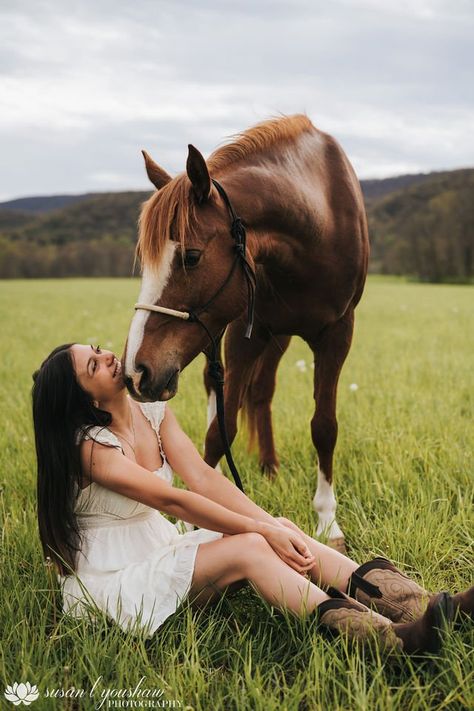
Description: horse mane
xmin=136 ymin=114 xmax=314 ymax=269
xmin=208 ymin=113 xmax=313 ymax=171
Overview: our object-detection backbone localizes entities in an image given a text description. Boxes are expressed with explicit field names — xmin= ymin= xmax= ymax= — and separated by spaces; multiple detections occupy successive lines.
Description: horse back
xmin=248 ymin=126 xmax=369 ymax=330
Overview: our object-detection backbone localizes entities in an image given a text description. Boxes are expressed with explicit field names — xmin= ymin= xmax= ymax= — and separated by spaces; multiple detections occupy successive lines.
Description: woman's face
xmin=70 ymin=344 xmax=124 ymax=404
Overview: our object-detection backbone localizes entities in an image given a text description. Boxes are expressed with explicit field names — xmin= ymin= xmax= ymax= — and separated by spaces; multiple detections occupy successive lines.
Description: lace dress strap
xmin=75 ymin=425 xmax=123 ymax=452
xmin=137 ymin=400 xmax=167 ymax=459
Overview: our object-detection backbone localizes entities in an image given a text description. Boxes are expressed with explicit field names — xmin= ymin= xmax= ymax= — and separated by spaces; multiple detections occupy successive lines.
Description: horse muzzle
xmin=125 ymin=365 xmax=180 ymax=402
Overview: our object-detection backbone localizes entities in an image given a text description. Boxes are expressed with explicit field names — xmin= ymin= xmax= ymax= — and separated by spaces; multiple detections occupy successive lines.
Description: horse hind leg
xmin=308 ymin=310 xmax=355 ymax=554
xmin=243 ymin=334 xmax=291 ymax=477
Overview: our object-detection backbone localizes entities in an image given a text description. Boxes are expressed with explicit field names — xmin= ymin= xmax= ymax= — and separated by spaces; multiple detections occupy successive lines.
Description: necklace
xmin=110 ymin=403 xmax=137 ymax=456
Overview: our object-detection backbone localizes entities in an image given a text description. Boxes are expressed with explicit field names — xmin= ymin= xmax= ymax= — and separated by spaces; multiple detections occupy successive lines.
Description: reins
xmin=134 ymin=179 xmax=257 ymax=493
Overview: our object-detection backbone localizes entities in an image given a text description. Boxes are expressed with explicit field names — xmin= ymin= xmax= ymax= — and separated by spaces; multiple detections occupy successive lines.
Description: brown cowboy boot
xmin=347 ymin=557 xmax=431 ymax=622
xmin=348 ymin=557 xmax=473 ymax=625
xmin=317 ymin=587 xmax=452 ymax=655
xmin=451 ymin=585 xmax=474 ymax=622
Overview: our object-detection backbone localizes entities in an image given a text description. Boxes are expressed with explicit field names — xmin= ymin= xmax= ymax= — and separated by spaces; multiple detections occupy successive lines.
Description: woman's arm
xmin=160 ymin=406 xmax=280 ymax=527
xmin=79 ymin=440 xmax=315 ymax=571
xmin=80 ymin=439 xmax=269 ymax=537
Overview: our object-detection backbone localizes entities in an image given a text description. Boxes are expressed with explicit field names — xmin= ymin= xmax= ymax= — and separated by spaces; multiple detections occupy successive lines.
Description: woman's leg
xmin=188 ymin=532 xmax=329 ymax=615
xmin=188 ymin=531 xmax=450 ymax=655
xmin=274 ymin=517 xmax=359 ymax=591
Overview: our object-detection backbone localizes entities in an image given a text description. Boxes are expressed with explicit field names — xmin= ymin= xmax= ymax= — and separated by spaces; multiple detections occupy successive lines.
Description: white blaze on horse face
xmin=313 ymin=468 xmax=344 ymax=541
xmin=125 ymin=242 xmax=177 ymax=387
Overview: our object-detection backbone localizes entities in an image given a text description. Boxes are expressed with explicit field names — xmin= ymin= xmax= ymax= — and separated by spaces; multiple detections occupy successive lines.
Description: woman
xmin=32 ymin=343 xmax=472 ymax=652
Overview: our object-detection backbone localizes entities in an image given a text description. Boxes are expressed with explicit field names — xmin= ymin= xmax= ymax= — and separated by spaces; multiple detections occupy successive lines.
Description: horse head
xmin=123 ymin=146 xmax=252 ymax=402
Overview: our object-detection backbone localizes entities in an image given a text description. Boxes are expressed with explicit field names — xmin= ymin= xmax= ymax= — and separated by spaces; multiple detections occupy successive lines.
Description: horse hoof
xmin=260 ymin=462 xmax=278 ymax=479
xmin=328 ymin=537 xmax=347 ymax=554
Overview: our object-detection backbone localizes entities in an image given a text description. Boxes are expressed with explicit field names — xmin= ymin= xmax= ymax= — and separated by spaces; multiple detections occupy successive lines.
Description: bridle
xmin=133 ymin=179 xmax=257 ymax=492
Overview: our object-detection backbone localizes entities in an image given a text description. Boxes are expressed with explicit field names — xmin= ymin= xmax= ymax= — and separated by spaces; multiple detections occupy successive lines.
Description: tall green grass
xmin=0 ymin=277 xmax=473 ymax=710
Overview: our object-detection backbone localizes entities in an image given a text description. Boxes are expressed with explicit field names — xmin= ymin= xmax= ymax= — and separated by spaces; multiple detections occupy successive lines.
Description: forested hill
xmin=361 ymin=171 xmax=452 ymax=204
xmin=0 ymin=169 xmax=472 ymax=281
xmin=0 ymin=193 xmax=96 ymax=214
xmin=369 ymin=168 xmax=473 ymax=282
xmin=0 ymin=192 xmax=151 ymax=278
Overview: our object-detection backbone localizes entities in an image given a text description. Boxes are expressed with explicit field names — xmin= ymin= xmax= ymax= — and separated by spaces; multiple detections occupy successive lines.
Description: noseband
xmin=133 ymin=179 xmax=257 ymax=492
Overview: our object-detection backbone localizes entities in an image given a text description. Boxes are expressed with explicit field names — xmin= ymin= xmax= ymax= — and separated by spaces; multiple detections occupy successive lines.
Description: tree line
xmin=0 ymin=171 xmax=472 ymax=281
xmin=368 ymin=169 xmax=473 ymax=282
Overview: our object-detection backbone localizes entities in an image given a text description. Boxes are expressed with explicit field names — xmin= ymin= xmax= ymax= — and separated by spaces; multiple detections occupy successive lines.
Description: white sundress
xmin=59 ymin=399 xmax=223 ymax=637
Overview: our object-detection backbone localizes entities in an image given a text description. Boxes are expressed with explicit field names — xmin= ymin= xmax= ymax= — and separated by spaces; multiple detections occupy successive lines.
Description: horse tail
xmin=239 ymin=335 xmax=292 ymax=453
xmin=239 ymin=357 xmax=262 ymax=454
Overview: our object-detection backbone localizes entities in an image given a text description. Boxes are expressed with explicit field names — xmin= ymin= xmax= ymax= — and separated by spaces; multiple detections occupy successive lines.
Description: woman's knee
xmin=238 ymin=531 xmax=269 ymax=548
xmin=232 ymin=532 xmax=273 ymax=575
xmin=191 ymin=533 xmax=267 ymax=587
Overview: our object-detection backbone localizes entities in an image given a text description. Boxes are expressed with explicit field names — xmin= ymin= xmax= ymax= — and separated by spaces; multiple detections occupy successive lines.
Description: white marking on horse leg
xmin=207 ymin=389 xmax=217 ymax=427
xmin=125 ymin=243 xmax=177 ymax=389
xmin=313 ymin=468 xmax=344 ymax=540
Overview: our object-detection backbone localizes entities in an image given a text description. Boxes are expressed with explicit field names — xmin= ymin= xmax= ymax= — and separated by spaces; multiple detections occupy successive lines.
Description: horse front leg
xmin=308 ymin=310 xmax=355 ymax=554
xmin=203 ymin=340 xmax=224 ymax=471
xmin=203 ymin=318 xmax=270 ymax=471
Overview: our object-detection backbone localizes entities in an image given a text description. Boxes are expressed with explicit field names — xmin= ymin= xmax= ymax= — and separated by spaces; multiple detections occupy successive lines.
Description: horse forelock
xmin=136 ymin=174 xmax=196 ymax=270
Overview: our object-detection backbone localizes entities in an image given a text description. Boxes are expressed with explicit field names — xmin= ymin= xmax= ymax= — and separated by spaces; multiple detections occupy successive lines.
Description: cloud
xmin=0 ymin=0 xmax=472 ymax=199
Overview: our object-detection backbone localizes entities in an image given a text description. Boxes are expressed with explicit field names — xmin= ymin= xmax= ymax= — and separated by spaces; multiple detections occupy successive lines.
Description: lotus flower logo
xmin=4 ymin=682 xmax=39 ymax=706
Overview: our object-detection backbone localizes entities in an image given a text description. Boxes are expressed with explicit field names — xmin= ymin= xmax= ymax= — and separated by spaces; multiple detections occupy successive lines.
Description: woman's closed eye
xmin=90 ymin=345 xmax=101 ymax=374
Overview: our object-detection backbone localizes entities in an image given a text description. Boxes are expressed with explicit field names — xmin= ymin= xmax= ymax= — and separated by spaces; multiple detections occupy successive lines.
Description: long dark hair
xmin=32 ymin=344 xmax=111 ymax=576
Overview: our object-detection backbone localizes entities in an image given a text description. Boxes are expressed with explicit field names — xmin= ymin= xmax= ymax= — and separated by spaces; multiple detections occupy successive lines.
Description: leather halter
xmin=133 ymin=179 xmax=257 ymax=492
xmin=135 ymin=179 xmax=256 ymax=338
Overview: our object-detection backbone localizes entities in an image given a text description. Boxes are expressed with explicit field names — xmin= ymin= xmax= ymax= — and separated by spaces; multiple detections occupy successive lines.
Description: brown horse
xmin=123 ymin=114 xmax=369 ymax=550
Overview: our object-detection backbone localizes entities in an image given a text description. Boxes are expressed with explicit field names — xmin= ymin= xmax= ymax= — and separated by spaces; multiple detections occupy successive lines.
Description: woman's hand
xmin=260 ymin=523 xmax=315 ymax=574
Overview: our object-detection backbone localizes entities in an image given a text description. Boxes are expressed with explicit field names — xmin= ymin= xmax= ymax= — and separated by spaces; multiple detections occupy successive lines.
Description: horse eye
xmin=183 ymin=250 xmax=202 ymax=268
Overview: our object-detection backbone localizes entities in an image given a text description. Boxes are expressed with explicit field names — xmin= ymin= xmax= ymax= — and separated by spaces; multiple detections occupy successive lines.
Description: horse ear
xmin=186 ymin=144 xmax=211 ymax=204
xmin=141 ymin=150 xmax=172 ymax=190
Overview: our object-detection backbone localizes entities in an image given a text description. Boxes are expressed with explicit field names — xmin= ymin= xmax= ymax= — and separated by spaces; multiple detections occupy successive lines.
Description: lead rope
xmin=192 ymin=315 xmax=245 ymax=492
xmin=134 ymin=180 xmax=256 ymax=493
xmin=184 ymin=179 xmax=256 ymax=492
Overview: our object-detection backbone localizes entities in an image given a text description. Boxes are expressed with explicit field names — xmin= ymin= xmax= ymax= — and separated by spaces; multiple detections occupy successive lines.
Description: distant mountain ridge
xmin=0 ymin=193 xmax=97 ymax=214
xmin=0 ymin=171 xmax=451 ymax=215
xmin=360 ymin=170 xmax=461 ymax=202
xmin=0 ymin=168 xmax=472 ymax=281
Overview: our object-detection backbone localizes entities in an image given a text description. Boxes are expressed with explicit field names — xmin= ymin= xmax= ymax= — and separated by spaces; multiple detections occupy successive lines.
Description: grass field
xmin=0 ymin=276 xmax=473 ymax=710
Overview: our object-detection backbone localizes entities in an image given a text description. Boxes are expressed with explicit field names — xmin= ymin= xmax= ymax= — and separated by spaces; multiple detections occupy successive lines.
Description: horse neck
xmin=216 ymin=164 xmax=304 ymax=265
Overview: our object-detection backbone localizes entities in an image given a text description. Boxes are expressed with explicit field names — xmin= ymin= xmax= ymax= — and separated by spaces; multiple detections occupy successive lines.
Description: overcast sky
xmin=1 ymin=0 xmax=473 ymax=201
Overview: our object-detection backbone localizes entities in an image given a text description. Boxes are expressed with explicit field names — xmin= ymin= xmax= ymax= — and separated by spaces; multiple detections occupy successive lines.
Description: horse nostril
xmin=136 ymin=364 xmax=150 ymax=390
